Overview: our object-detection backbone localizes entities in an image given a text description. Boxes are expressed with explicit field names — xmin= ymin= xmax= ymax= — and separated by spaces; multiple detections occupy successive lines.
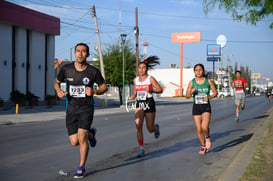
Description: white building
xmin=0 ymin=1 xmax=60 ymax=101
xmin=149 ymin=67 xmax=195 ymax=97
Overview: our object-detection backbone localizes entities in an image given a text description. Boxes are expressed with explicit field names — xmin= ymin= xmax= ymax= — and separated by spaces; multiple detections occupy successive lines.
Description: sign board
xmin=262 ymin=77 xmax=270 ymax=81
xmin=216 ymin=70 xmax=226 ymax=75
xmin=251 ymin=73 xmax=261 ymax=79
xmin=207 ymin=44 xmax=221 ymax=56
xmin=216 ymin=35 xmax=227 ymax=48
xmin=171 ymin=32 xmax=201 ymax=43
xmin=207 ymin=57 xmax=221 ymax=62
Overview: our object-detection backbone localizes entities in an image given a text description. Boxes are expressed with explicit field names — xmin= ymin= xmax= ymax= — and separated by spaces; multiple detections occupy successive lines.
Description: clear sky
xmin=8 ymin=0 xmax=273 ymax=81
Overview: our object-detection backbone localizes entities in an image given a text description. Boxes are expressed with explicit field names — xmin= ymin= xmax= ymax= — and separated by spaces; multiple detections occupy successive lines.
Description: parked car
xmin=253 ymin=88 xmax=264 ymax=96
xmin=218 ymin=88 xmax=231 ymax=98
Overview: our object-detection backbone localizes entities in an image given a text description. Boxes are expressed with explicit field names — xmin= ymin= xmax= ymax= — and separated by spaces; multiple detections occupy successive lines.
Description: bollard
xmin=16 ymin=104 xmax=19 ymax=114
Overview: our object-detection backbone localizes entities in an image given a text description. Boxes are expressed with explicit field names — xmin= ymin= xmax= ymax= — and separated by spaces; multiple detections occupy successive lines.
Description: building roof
xmin=0 ymin=1 xmax=60 ymax=35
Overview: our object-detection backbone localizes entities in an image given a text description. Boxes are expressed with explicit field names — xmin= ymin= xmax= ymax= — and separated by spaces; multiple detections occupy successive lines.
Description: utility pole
xmin=91 ymin=5 xmax=105 ymax=78
xmin=134 ymin=7 xmax=139 ymax=75
xmin=121 ymin=34 xmax=127 ymax=105
xmin=91 ymin=4 xmax=107 ymax=107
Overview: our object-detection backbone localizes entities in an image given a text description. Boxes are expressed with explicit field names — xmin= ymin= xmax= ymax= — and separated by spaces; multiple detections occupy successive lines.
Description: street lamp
xmin=134 ymin=25 xmax=139 ymax=74
xmin=70 ymin=46 xmax=75 ymax=62
xmin=121 ymin=34 xmax=127 ymax=105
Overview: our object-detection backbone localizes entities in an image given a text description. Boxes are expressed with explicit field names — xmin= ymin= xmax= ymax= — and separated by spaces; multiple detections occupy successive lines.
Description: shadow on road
xmin=85 ymin=129 xmax=248 ymax=177
xmin=86 ymin=138 xmax=200 ymax=177
xmin=213 ymin=133 xmax=253 ymax=152
xmin=253 ymin=115 xmax=269 ymax=119
xmin=239 ymin=114 xmax=269 ymax=123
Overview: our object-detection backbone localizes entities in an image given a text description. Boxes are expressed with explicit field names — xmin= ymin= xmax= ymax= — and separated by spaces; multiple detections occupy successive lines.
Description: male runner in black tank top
xmin=54 ymin=43 xmax=107 ymax=179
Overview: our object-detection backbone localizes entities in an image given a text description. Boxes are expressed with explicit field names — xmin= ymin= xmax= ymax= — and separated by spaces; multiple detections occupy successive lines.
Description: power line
xmin=9 ymin=0 xmax=89 ymax=9
xmin=141 ymin=33 xmax=273 ymax=44
xmin=95 ymin=6 xmax=273 ymax=22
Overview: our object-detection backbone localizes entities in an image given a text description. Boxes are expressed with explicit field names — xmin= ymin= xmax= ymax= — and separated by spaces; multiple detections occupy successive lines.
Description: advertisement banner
xmin=252 ymin=73 xmax=261 ymax=79
xmin=171 ymin=32 xmax=201 ymax=43
xmin=207 ymin=44 xmax=221 ymax=56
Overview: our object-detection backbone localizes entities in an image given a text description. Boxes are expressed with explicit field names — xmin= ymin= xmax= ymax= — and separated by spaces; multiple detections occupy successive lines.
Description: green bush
xmin=10 ymin=90 xmax=26 ymax=102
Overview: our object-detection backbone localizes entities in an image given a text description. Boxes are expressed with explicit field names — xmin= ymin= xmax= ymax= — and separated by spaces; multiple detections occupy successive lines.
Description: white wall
xmin=14 ymin=27 xmax=27 ymax=93
xmin=0 ymin=24 xmax=12 ymax=101
xmin=46 ymin=35 xmax=56 ymax=96
xmin=29 ymin=31 xmax=45 ymax=99
xmin=148 ymin=68 xmax=195 ymax=97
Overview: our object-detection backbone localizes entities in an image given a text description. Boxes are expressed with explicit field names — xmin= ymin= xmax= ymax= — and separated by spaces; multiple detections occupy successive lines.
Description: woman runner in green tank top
xmin=186 ymin=64 xmax=218 ymax=155
xmin=192 ymin=77 xmax=210 ymax=104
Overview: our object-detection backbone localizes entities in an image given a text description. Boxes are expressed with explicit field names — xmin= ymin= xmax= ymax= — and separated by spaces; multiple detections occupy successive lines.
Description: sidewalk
xmin=0 ymin=97 xmax=190 ymax=125
xmin=0 ymin=99 xmax=124 ymax=125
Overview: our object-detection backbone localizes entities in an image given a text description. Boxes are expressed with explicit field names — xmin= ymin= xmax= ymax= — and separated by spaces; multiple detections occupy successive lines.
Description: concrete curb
xmin=218 ymin=107 xmax=273 ymax=181
xmin=0 ymin=98 xmax=192 ymax=125
xmin=0 ymin=106 xmax=126 ymax=125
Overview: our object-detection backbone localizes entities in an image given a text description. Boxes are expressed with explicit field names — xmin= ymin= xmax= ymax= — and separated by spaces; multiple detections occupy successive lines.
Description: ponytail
xmin=138 ymin=56 xmax=160 ymax=70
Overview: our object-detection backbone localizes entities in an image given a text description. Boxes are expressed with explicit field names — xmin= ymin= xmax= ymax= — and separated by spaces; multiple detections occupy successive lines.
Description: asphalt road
xmin=0 ymin=96 xmax=272 ymax=181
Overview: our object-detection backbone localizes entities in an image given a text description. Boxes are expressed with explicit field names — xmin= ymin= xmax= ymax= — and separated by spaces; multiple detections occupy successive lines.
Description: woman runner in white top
xmin=130 ymin=56 xmax=163 ymax=157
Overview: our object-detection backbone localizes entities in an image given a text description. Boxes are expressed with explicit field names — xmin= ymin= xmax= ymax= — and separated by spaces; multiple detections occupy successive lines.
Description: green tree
xmin=94 ymin=40 xmax=136 ymax=105
xmin=202 ymin=0 xmax=273 ymax=29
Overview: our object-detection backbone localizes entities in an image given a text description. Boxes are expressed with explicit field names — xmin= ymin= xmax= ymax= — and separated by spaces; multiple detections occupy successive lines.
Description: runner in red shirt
xmin=232 ymin=71 xmax=249 ymax=121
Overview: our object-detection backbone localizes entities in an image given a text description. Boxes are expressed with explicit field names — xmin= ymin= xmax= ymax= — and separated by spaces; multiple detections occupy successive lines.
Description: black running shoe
xmin=89 ymin=128 xmax=97 ymax=147
xmin=154 ymin=124 xmax=160 ymax=139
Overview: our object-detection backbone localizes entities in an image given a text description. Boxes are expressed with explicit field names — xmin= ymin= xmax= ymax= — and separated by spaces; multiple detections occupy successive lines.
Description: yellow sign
xmin=252 ymin=73 xmax=261 ymax=79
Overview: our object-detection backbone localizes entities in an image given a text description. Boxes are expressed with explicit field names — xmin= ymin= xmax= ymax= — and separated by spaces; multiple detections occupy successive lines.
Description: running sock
xmin=138 ymin=139 xmax=144 ymax=147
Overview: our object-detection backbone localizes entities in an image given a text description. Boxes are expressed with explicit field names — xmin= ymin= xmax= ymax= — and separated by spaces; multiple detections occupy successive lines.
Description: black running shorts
xmin=192 ymin=102 xmax=211 ymax=115
xmin=136 ymin=97 xmax=156 ymax=113
xmin=66 ymin=110 xmax=94 ymax=135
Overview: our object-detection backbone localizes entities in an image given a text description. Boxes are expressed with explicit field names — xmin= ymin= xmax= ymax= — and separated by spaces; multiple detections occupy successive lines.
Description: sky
xmin=7 ymin=0 xmax=273 ymax=82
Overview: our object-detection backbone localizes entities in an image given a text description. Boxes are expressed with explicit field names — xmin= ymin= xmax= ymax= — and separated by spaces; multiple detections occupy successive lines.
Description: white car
xmin=218 ymin=88 xmax=231 ymax=98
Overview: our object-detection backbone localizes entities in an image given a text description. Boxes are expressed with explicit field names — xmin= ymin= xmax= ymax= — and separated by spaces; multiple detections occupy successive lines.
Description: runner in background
xmin=265 ymin=87 xmax=271 ymax=103
xmin=186 ymin=64 xmax=218 ymax=155
xmin=232 ymin=71 xmax=249 ymax=121
xmin=129 ymin=56 xmax=163 ymax=157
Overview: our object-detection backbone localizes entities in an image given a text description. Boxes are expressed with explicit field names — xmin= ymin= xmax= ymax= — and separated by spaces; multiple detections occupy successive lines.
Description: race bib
xmin=137 ymin=91 xmax=147 ymax=101
xmin=69 ymin=85 xmax=86 ymax=98
xmin=195 ymin=95 xmax=208 ymax=104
